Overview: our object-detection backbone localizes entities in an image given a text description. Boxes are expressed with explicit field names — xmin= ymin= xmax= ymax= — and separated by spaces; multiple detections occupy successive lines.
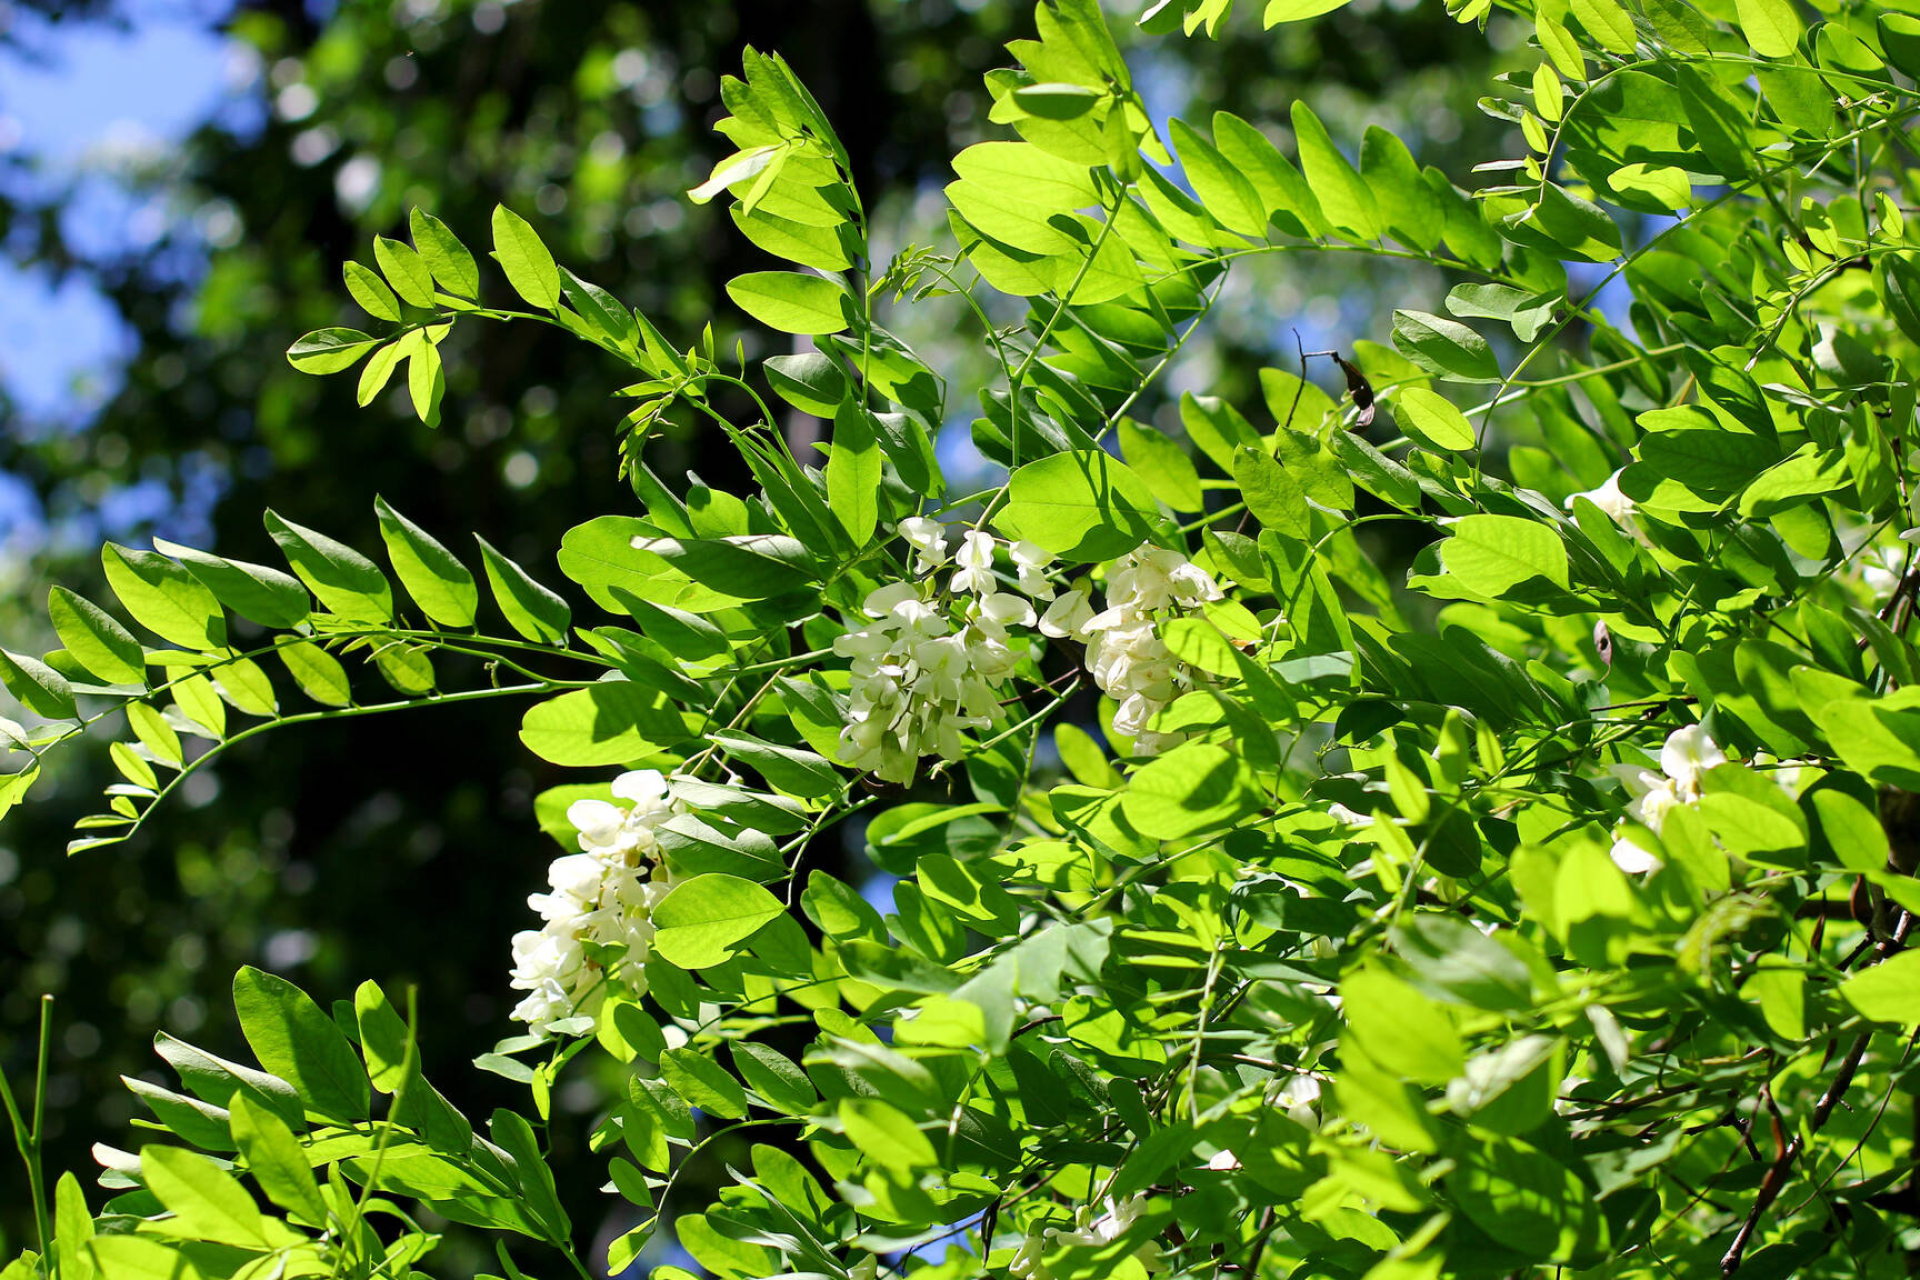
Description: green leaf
xmin=1439 ymin=515 xmax=1570 ymax=597
xmin=127 ymin=702 xmax=182 ymax=766
xmin=731 ymin=1042 xmax=817 ymax=1114
xmin=1396 ymin=387 xmax=1477 ymax=452
xmin=1392 ymin=310 xmax=1500 ymax=382
xmin=287 ymin=327 xmax=377 ymax=374
xmin=628 ymin=534 xmax=822 ymax=601
xmin=344 ymin=260 xmax=402 ymax=321
xmin=764 ymin=352 xmax=849 ymax=417
xmin=88 ymin=1237 xmax=209 ymax=1280
xmin=410 ymin=207 xmax=481 ymax=298
xmin=408 ymin=335 xmax=445 ymax=426
xmin=153 ymin=537 xmax=311 ymax=631
xmin=710 ymin=730 xmax=841 ymax=799
xmin=54 ymin=1173 xmax=93 ymax=1280
xmin=1233 ymin=445 xmax=1310 ymax=540
xmin=837 ymin=1097 xmax=935 ymax=1173
xmin=1212 ymin=112 xmax=1329 ymax=240
xmin=1012 ymin=82 xmax=1103 ymax=119
xmin=725 ymin=271 xmax=852 ymax=335
xmin=518 ymin=682 xmax=687 ymax=766
xmin=374 ymin=235 xmax=435 ymax=308
xmin=993 ymin=449 xmax=1159 ymax=562
xmin=490 ymin=1108 xmax=571 ymax=1241
xmin=1170 ymin=118 xmax=1268 ymax=240
xmin=140 ymin=1144 xmax=268 ymax=1246
xmin=1290 ymin=102 xmax=1381 ymax=241
xmin=231 ymin=966 xmax=370 ymax=1124
xmin=662 ymin=1048 xmax=750 ymax=1118
xmin=827 ymin=402 xmax=881 ymax=547
xmin=1117 ymin=419 xmax=1203 ymax=512
xmin=47 ymin=588 xmax=145 ymax=685
xmin=1735 ymin=0 xmax=1802 ymax=57
xmin=476 ymin=535 xmax=572 ymax=644
xmin=491 ymin=205 xmax=563 ymax=310
xmin=1839 ymin=951 xmax=1920 ymax=1025
xmin=265 ymin=511 xmax=395 ymax=623
xmin=652 ymin=874 xmax=786 ymax=968
xmin=1361 ymin=126 xmax=1443 ymax=249
xmin=1343 ymin=967 xmax=1464 ymax=1084
xmin=354 ymin=979 xmax=473 ymax=1151
xmin=374 ymin=496 xmax=478 ymax=628
xmin=228 ymin=1094 xmax=328 ymax=1227
xmin=102 ymin=544 xmax=227 ymax=650
xmin=277 ymin=640 xmax=352 ymax=707
xmin=1569 ymin=0 xmax=1637 ymax=53
xmin=1122 ymin=742 xmax=1261 ymax=839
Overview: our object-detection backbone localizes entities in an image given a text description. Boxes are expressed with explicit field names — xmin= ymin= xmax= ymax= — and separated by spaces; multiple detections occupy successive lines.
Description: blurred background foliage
xmin=0 ymin=0 xmax=1516 ymax=1263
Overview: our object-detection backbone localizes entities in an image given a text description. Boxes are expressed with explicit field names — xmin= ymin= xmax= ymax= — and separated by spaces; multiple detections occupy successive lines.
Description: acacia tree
xmin=4 ymin=0 xmax=1920 ymax=1275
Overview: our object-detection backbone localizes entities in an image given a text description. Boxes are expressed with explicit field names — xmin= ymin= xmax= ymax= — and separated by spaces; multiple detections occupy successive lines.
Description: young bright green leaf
xmin=408 ymin=335 xmax=445 ymax=426
xmin=54 ymin=1173 xmax=94 ymax=1280
xmin=993 ymin=450 xmax=1159 ymax=562
xmin=490 ymin=205 xmax=563 ymax=310
xmin=1012 ymin=82 xmax=1103 ymax=119
xmin=286 ymin=327 xmax=378 ymax=374
xmin=1212 ymin=112 xmax=1328 ymax=240
xmin=141 ymin=1143 xmax=269 ymax=1247
xmin=231 ymin=965 xmax=371 ymax=1124
xmin=344 ymin=260 xmax=402 ymax=321
xmin=1122 ymin=742 xmax=1260 ymax=838
xmin=0 ymin=647 xmax=73 ymax=720
xmin=154 ymin=537 xmax=311 ymax=630
xmin=652 ymin=873 xmax=785 ymax=969
xmin=1839 ymin=951 xmax=1920 ymax=1025
xmin=1568 ymin=0 xmax=1637 ymax=53
xmin=48 ymin=587 xmax=145 ymax=685
xmin=277 ymin=640 xmax=352 ymax=707
xmin=474 ymin=535 xmax=571 ymax=644
xmin=827 ymin=402 xmax=881 ymax=547
xmin=517 ymin=682 xmax=686 ymax=766
xmin=1391 ymin=310 xmax=1501 ymax=382
xmin=837 ymin=1097 xmax=936 ymax=1173
xmin=1169 ymin=118 xmax=1267 ymax=240
xmin=490 ymin=1108 xmax=571 ymax=1240
xmin=102 ymin=543 xmax=227 ymax=650
xmin=374 ymin=495 xmax=479 ymax=628
xmin=126 ymin=702 xmax=182 ymax=767
xmin=264 ymin=511 xmax=395 ymax=623
xmin=1396 ymin=387 xmax=1477 ymax=452
xmin=374 ymin=235 xmax=436 ymax=308
xmin=731 ymin=1041 xmax=817 ymax=1113
xmin=662 ymin=1047 xmax=750 ymax=1118
xmin=1343 ymin=967 xmax=1465 ymax=1084
xmin=357 ymin=339 xmax=406 ymax=406
xmin=410 ymin=207 xmax=481 ymax=298
xmin=228 ymin=1094 xmax=328 ymax=1227
xmin=1440 ymin=515 xmax=1571 ymax=597
xmin=1734 ymin=0 xmax=1803 ymax=57
xmin=725 ymin=271 xmax=852 ymax=335
xmin=1290 ymin=102 xmax=1381 ymax=241
xmin=1117 ymin=419 xmax=1203 ymax=512
xmin=1233 ymin=445 xmax=1311 ymax=540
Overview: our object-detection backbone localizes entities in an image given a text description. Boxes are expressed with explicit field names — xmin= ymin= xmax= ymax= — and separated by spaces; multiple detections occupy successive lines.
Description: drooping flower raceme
xmin=1051 ymin=546 xmax=1225 ymax=756
xmin=508 ymin=769 xmax=683 ymax=1034
xmin=1608 ymin=725 xmax=1727 ymax=874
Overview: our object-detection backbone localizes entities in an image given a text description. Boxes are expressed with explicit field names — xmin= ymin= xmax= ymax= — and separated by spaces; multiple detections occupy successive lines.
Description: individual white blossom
xmin=1011 ymin=540 xmax=1056 ymax=598
xmin=1271 ymin=1073 xmax=1322 ymax=1129
xmin=1607 ymin=725 xmax=1726 ymax=874
xmin=951 ymin=530 xmax=1001 ymax=595
xmin=897 ymin=516 xmax=950 ymax=573
xmin=508 ymin=769 xmax=683 ymax=1034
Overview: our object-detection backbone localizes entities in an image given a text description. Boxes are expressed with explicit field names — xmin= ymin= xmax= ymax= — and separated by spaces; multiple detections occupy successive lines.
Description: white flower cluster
xmin=1608 ymin=725 xmax=1725 ymax=874
xmin=1050 ymin=546 xmax=1224 ymax=756
xmin=1008 ymin=1194 xmax=1166 ymax=1280
xmin=508 ymin=769 xmax=682 ymax=1034
xmin=835 ymin=521 xmax=1061 ymax=783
